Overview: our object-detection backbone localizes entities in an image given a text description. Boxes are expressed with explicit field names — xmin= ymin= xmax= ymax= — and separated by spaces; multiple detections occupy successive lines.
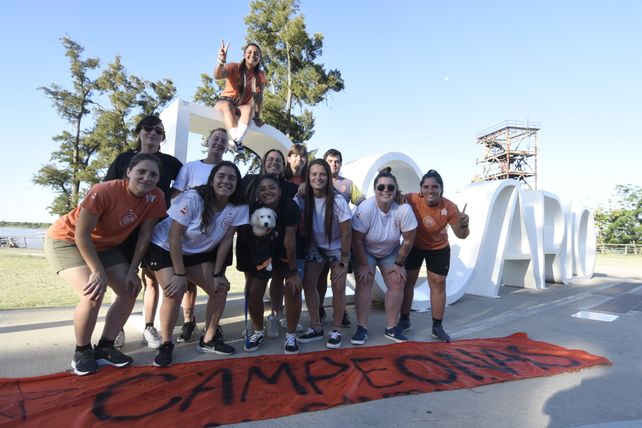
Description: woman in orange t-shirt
xmin=398 ymin=170 xmax=470 ymax=343
xmin=45 ymin=154 xmax=166 ymax=376
xmin=214 ymin=40 xmax=267 ymax=156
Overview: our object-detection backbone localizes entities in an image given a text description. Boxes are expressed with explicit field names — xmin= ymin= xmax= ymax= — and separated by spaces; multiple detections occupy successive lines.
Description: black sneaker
xmin=341 ymin=310 xmax=351 ymax=327
xmin=197 ymin=336 xmax=236 ymax=356
xmin=71 ymin=348 xmax=99 ymax=376
xmin=93 ymin=345 xmax=134 ymax=368
xmin=177 ymin=318 xmax=196 ymax=343
xmin=384 ymin=326 xmax=408 ymax=343
xmin=284 ymin=333 xmax=299 ymax=354
xmin=350 ymin=326 xmax=368 ymax=345
xmin=432 ymin=325 xmax=451 ymax=343
xmin=244 ymin=331 xmax=266 ymax=353
xmin=229 ymin=139 xmax=245 ymax=156
xmin=298 ymin=327 xmax=324 ymax=343
xmin=153 ymin=342 xmax=174 ymax=367
xmin=215 ymin=324 xmax=224 ymax=340
xmin=326 ymin=330 xmax=342 ymax=349
xmin=396 ymin=317 xmax=412 ymax=332
xmin=319 ymin=306 xmax=326 ymax=322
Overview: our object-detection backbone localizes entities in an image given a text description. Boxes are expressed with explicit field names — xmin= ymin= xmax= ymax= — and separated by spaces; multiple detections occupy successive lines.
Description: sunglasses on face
xmin=142 ymin=125 xmax=165 ymax=136
xmin=376 ymin=184 xmax=396 ymax=192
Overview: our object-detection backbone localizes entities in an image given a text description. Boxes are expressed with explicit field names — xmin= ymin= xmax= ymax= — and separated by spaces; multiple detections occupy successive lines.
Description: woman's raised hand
xmin=218 ymin=40 xmax=230 ymax=64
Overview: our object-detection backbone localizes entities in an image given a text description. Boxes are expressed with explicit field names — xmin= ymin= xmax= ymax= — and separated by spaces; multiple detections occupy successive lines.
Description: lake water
xmin=0 ymin=227 xmax=47 ymax=249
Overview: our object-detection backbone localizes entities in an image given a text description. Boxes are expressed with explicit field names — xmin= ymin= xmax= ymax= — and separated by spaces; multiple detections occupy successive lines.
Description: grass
xmin=0 ymin=250 xmax=247 ymax=310
xmin=1 ymin=250 xmax=640 ymax=310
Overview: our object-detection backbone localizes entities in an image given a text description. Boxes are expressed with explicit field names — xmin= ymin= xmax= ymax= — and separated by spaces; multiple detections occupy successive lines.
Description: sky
xmin=1 ymin=0 xmax=641 ymax=222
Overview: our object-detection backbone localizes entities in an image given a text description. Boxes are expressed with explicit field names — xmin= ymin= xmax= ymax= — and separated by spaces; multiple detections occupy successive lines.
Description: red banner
xmin=0 ymin=333 xmax=610 ymax=427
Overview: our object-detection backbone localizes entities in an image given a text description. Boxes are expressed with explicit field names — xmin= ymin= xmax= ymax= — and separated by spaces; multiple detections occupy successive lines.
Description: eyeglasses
xmin=376 ymin=184 xmax=396 ymax=192
xmin=143 ymin=125 xmax=165 ymax=136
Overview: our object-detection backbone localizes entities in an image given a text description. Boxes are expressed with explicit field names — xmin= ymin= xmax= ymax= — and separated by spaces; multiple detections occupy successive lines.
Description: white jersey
xmin=311 ymin=194 xmax=352 ymax=250
xmin=173 ymin=160 xmax=216 ymax=192
xmin=151 ymin=190 xmax=248 ymax=254
xmin=351 ymin=196 xmax=417 ymax=258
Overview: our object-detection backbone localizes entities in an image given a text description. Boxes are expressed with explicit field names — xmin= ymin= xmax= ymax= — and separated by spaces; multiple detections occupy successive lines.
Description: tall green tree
xmin=594 ymin=184 xmax=642 ymax=244
xmin=245 ymin=0 xmax=344 ymax=143
xmin=35 ymin=37 xmax=176 ymax=215
xmin=34 ymin=37 xmax=100 ymax=214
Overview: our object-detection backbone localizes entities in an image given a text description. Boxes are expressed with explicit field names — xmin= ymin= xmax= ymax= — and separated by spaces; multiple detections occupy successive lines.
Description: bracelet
xmin=288 ymin=268 xmax=299 ymax=274
xmin=213 ymin=272 xmax=224 ymax=278
xmin=394 ymin=261 xmax=405 ymax=267
xmin=174 ymin=272 xmax=187 ymax=277
xmin=217 ymin=58 xmax=226 ymax=65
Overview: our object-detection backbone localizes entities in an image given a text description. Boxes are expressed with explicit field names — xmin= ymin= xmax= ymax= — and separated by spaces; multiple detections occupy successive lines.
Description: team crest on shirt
xmin=179 ymin=205 xmax=189 ymax=216
xmin=423 ymin=216 xmax=435 ymax=228
xmin=441 ymin=208 xmax=448 ymax=216
xmin=120 ymin=209 xmax=138 ymax=226
xmin=145 ymin=194 xmax=157 ymax=203
xmin=394 ymin=218 xmax=401 ymax=230
xmin=221 ymin=216 xmax=234 ymax=230
xmin=339 ymin=183 xmax=347 ymax=193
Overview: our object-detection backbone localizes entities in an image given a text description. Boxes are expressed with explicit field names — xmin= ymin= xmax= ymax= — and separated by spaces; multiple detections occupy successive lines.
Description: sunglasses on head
xmin=376 ymin=184 xmax=396 ymax=192
xmin=143 ymin=125 xmax=165 ymax=136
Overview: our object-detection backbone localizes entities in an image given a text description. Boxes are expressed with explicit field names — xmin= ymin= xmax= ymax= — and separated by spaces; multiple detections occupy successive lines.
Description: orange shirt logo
xmin=423 ymin=216 xmax=435 ymax=228
xmin=120 ymin=210 xmax=138 ymax=226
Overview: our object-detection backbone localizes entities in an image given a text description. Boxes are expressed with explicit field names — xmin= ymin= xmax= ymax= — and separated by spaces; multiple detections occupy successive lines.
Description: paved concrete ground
xmin=1 ymin=263 xmax=642 ymax=428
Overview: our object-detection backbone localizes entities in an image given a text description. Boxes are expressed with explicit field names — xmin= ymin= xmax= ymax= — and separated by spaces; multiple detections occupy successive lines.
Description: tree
xmin=35 ymin=37 xmax=100 ymax=213
xmin=35 ymin=37 xmax=176 ymax=215
xmin=245 ymin=0 xmax=344 ymax=143
xmin=594 ymin=184 xmax=642 ymax=244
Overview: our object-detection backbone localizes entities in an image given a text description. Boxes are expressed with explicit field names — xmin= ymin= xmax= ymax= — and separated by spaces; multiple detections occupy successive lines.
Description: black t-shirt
xmin=104 ymin=150 xmax=183 ymax=208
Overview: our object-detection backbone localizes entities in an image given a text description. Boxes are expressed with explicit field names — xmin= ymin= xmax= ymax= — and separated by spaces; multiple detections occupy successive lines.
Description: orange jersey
xmin=406 ymin=193 xmax=460 ymax=250
xmin=47 ymin=180 xmax=166 ymax=251
xmin=220 ymin=62 xmax=267 ymax=105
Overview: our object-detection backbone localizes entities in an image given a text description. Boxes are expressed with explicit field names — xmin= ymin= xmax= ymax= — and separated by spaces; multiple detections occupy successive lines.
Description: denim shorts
xmin=363 ymin=245 xmax=400 ymax=268
xmin=305 ymin=246 xmax=342 ymax=264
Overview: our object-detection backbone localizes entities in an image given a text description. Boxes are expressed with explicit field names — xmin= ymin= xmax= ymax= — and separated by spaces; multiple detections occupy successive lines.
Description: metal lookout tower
xmin=475 ymin=120 xmax=540 ymax=189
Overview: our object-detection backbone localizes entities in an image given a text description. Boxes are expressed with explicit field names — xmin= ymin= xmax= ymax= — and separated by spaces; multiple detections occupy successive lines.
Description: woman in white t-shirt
xmin=145 ymin=161 xmax=248 ymax=367
xmin=170 ymin=128 xmax=227 ymax=343
xmin=295 ymin=159 xmax=352 ymax=349
xmin=350 ymin=171 xmax=417 ymax=346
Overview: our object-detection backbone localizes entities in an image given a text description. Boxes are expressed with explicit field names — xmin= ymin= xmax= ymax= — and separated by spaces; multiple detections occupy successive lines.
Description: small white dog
xmin=250 ymin=207 xmax=277 ymax=237
xmin=249 ymin=207 xmax=277 ymax=272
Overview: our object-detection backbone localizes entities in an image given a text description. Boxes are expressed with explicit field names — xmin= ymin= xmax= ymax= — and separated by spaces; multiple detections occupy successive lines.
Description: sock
xmin=236 ymin=123 xmax=248 ymax=143
xmin=228 ymin=128 xmax=238 ymax=142
xmin=97 ymin=338 xmax=115 ymax=348
xmin=400 ymin=313 xmax=410 ymax=321
xmin=75 ymin=344 xmax=92 ymax=352
xmin=145 ymin=322 xmax=154 ymax=328
xmin=432 ymin=318 xmax=443 ymax=328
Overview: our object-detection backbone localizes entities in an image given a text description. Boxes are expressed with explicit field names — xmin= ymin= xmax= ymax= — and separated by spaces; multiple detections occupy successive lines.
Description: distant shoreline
xmin=0 ymin=221 xmax=51 ymax=229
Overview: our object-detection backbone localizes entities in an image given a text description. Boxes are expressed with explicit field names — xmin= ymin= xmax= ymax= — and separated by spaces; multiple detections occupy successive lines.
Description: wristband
xmin=174 ymin=272 xmax=187 ymax=277
xmin=217 ymin=59 xmax=226 ymax=66
xmin=394 ymin=261 xmax=405 ymax=267
xmin=288 ymin=268 xmax=299 ymax=274
xmin=213 ymin=272 xmax=224 ymax=278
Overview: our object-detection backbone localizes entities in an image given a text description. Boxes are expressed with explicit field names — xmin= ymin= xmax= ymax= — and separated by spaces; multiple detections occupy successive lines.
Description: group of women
xmin=44 ymin=41 xmax=470 ymax=377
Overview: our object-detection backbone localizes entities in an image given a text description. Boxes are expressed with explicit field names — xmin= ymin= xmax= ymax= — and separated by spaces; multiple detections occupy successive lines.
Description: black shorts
xmin=404 ymin=246 xmax=450 ymax=276
xmin=145 ymin=243 xmax=233 ymax=272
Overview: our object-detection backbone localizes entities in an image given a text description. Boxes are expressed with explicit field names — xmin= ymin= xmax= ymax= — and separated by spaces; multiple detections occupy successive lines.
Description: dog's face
xmin=250 ymin=207 xmax=277 ymax=236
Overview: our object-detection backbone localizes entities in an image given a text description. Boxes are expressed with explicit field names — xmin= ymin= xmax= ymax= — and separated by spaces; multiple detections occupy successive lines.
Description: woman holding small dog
xmin=145 ymin=161 xmax=248 ymax=367
xmin=296 ymin=159 xmax=352 ymax=349
xmin=236 ymin=175 xmax=303 ymax=354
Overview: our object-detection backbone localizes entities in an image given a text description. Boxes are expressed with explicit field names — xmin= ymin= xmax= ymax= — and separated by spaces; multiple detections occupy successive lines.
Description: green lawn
xmin=0 ymin=251 xmax=247 ymax=310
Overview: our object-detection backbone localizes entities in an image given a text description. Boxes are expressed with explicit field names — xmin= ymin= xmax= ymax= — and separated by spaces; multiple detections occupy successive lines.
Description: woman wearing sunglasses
xmin=398 ymin=170 xmax=470 ymax=343
xmin=104 ymin=115 xmax=183 ymax=350
xmin=350 ymin=171 xmax=417 ymax=345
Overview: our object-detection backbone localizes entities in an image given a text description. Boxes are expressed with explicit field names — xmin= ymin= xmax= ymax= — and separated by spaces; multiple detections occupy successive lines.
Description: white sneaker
xmin=279 ymin=316 xmax=304 ymax=332
xmin=284 ymin=333 xmax=299 ymax=355
xmin=142 ymin=325 xmax=162 ymax=349
xmin=114 ymin=329 xmax=126 ymax=350
xmin=266 ymin=314 xmax=280 ymax=339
